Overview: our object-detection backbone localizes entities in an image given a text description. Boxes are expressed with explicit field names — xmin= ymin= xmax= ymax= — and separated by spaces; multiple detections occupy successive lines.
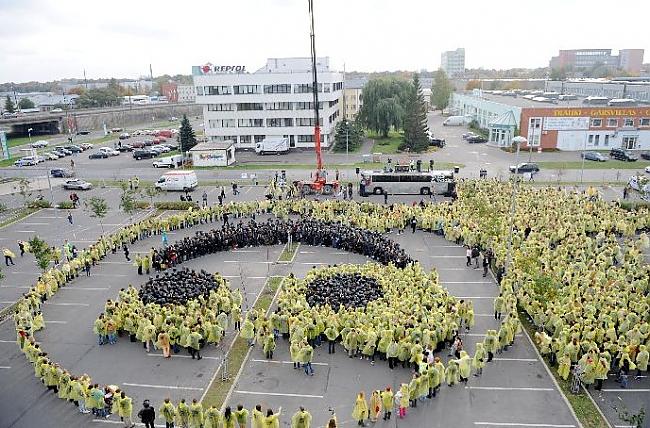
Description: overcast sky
xmin=1 ymin=0 xmax=649 ymax=83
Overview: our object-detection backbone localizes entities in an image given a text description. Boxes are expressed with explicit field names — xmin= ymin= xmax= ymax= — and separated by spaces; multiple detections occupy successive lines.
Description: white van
xmin=255 ymin=137 xmax=289 ymax=155
xmin=155 ymin=170 xmax=198 ymax=191
xmin=153 ymin=154 xmax=183 ymax=168
xmin=443 ymin=116 xmax=470 ymax=126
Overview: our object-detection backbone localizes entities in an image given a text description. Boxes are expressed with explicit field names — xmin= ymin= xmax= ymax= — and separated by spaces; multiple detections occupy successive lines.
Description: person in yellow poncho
xmin=190 ymin=398 xmax=204 ymax=428
xmin=352 ymin=391 xmax=369 ymax=426
xmin=368 ymin=390 xmax=382 ymax=422
xmin=380 ymin=386 xmax=394 ymax=420
xmin=291 ymin=407 xmax=312 ymax=428
xmin=263 ymin=408 xmax=281 ymax=428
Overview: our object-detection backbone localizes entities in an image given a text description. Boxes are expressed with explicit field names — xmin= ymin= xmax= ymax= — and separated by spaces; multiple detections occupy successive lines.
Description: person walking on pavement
xmin=84 ymin=259 xmax=91 ymax=276
xmin=138 ymin=400 xmax=156 ymax=428
xmin=123 ymin=244 xmax=130 ymax=261
xmin=623 ymin=186 xmax=629 ymax=199
xmin=67 ymin=210 xmax=74 ymax=225
xmin=383 ymin=191 xmax=388 ymax=204
xmin=482 ymin=252 xmax=489 ymax=277
xmin=3 ymin=247 xmax=16 ymax=266
xmin=18 ymin=240 xmax=26 ymax=257
xmin=118 ymin=392 xmax=135 ymax=428
xmin=465 ymin=246 xmax=472 ymax=267
xmin=232 ymin=181 xmax=239 ymax=195
xmin=410 ymin=217 xmax=417 ymax=233
xmin=220 ymin=185 xmax=226 ymax=200
xmin=202 ymin=191 xmax=208 ymax=208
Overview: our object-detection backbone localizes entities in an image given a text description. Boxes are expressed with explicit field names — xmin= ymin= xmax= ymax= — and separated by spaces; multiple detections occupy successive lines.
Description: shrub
xmin=135 ymin=201 xmax=151 ymax=209
xmin=618 ymin=200 xmax=650 ymax=211
xmin=27 ymin=199 xmax=52 ymax=209
xmin=56 ymin=201 xmax=75 ymax=209
xmin=153 ymin=201 xmax=199 ymax=210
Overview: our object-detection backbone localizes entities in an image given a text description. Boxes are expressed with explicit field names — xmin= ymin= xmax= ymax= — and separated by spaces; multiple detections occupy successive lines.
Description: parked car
xmin=99 ymin=147 xmax=120 ymax=156
xmin=76 ymin=129 xmax=91 ymax=135
xmin=53 ymin=148 xmax=71 ymax=157
xmin=130 ymin=141 xmax=146 ymax=148
xmin=64 ymin=145 xmax=83 ymax=153
xmin=119 ymin=132 xmax=130 ymax=140
xmin=43 ymin=152 xmax=59 ymax=160
xmin=628 ymin=175 xmax=649 ymax=192
xmin=54 ymin=146 xmax=72 ymax=155
xmin=143 ymin=140 xmax=154 ymax=146
xmin=88 ymin=152 xmax=109 ymax=159
xmin=50 ymin=168 xmax=75 ymax=178
xmin=31 ymin=140 xmax=49 ymax=148
xmin=645 ymin=165 xmax=650 ymax=174
xmin=34 ymin=155 xmax=46 ymax=164
xmin=14 ymin=157 xmax=38 ymax=167
xmin=110 ymin=127 xmax=124 ymax=133
xmin=149 ymin=146 xmax=166 ymax=154
xmin=117 ymin=144 xmax=134 ymax=152
xmin=639 ymin=151 xmax=650 ymax=161
xmin=63 ymin=179 xmax=92 ymax=190
xmin=462 ymin=132 xmax=478 ymax=140
xmin=509 ymin=162 xmax=540 ymax=173
xmin=580 ymin=151 xmax=607 ymax=162
xmin=80 ymin=143 xmax=94 ymax=150
xmin=466 ymin=135 xmax=488 ymax=144
xmin=610 ymin=148 xmax=638 ymax=162
xmin=164 ymin=142 xmax=179 ymax=150
xmin=133 ymin=149 xmax=156 ymax=160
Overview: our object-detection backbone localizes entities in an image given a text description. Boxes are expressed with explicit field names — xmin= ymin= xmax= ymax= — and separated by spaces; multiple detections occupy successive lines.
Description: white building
xmin=441 ymin=48 xmax=465 ymax=77
xmin=177 ymin=85 xmax=196 ymax=103
xmin=189 ymin=141 xmax=236 ymax=167
xmin=193 ymin=57 xmax=343 ymax=150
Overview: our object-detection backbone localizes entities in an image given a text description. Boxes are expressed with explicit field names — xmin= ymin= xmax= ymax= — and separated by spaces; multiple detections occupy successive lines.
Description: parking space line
xmin=493 ymin=358 xmax=538 ymax=362
xmin=46 ymin=320 xmax=68 ymax=324
xmin=20 ymin=223 xmax=50 ymax=226
xmin=59 ymin=287 xmax=110 ymax=291
xmin=0 ymin=366 xmax=11 ymax=369
xmin=0 ymin=286 xmax=32 ymax=289
xmin=223 ymin=261 xmax=273 ymax=264
xmin=251 ymin=359 xmax=328 ymax=366
xmin=300 ymin=262 xmax=329 ymax=265
xmin=44 ymin=302 xmax=90 ymax=307
xmin=98 ymin=261 xmax=132 ymax=265
xmin=474 ymin=423 xmax=576 ymax=427
xmin=299 ymin=251 xmax=316 ymax=254
xmin=466 ymin=386 xmax=554 ymax=391
xmin=122 ymin=382 xmax=203 ymax=391
xmin=0 ymin=340 xmax=16 ymax=343
xmin=14 ymin=230 xmax=36 ymax=233
xmin=474 ymin=314 xmax=496 ymax=317
xmin=600 ymin=388 xmax=650 ymax=392
xmin=234 ymin=390 xmax=324 ymax=399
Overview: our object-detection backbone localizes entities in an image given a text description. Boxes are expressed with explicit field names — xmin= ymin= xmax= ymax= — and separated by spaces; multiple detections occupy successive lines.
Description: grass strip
xmin=201 ymin=276 xmax=284 ymax=409
xmin=277 ymin=242 xmax=300 ymax=263
xmin=519 ymin=310 xmax=609 ymax=428
xmin=0 ymin=207 xmax=40 ymax=229
xmin=539 ymin=160 xmax=650 ymax=170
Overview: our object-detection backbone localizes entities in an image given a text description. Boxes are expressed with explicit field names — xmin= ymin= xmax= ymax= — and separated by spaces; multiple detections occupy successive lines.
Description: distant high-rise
xmin=549 ymin=48 xmax=645 ymax=74
xmin=440 ymin=48 xmax=465 ymax=77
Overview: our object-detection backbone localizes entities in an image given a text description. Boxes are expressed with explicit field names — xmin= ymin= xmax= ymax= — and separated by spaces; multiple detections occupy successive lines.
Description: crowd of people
xmin=8 ymin=180 xmax=650 ymax=426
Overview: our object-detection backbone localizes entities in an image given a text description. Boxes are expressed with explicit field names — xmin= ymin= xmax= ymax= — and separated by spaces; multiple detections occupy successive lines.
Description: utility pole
xmin=83 ymin=69 xmax=88 ymax=90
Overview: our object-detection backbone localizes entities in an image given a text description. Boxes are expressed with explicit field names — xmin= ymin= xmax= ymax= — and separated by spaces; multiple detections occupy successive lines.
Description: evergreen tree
xmin=333 ymin=119 xmax=364 ymax=152
xmin=4 ymin=95 xmax=15 ymax=113
xmin=402 ymin=74 xmax=430 ymax=153
xmin=431 ymin=69 xmax=454 ymax=111
xmin=179 ymin=114 xmax=197 ymax=153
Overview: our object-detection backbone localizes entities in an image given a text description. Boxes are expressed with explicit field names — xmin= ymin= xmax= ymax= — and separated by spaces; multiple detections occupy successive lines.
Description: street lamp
xmin=505 ymin=135 xmax=527 ymax=274
xmin=27 ymin=127 xmax=33 ymax=143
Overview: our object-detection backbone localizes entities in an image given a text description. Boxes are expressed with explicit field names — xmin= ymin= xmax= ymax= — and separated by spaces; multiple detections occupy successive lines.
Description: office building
xmin=440 ymin=48 xmax=465 ymax=77
xmin=177 ymin=85 xmax=196 ymax=103
xmin=550 ymin=49 xmax=645 ymax=74
xmin=193 ymin=57 xmax=343 ymax=150
xmin=343 ymin=77 xmax=366 ymax=120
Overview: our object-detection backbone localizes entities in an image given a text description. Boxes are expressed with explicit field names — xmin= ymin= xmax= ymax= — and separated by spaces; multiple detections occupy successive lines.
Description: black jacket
xmin=138 ymin=406 xmax=156 ymax=422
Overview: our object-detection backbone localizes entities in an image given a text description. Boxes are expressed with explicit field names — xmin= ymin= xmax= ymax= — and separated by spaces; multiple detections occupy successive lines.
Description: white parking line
xmin=232 ymin=250 xmax=261 ymax=253
xmin=46 ymin=320 xmax=68 ymax=324
xmin=15 ymin=230 xmax=36 ymax=233
xmin=44 ymin=302 xmax=90 ymax=307
xmin=431 ymin=255 xmax=466 ymax=258
xmin=474 ymin=314 xmax=496 ymax=317
xmin=466 ymin=386 xmax=554 ymax=391
xmin=122 ymin=382 xmax=203 ymax=391
xmin=300 ymin=262 xmax=328 ymax=265
xmin=0 ymin=285 xmax=32 ymax=289
xmin=0 ymin=366 xmax=11 ymax=369
xmin=98 ymin=261 xmax=132 ymax=265
xmin=251 ymin=359 xmax=329 ymax=366
xmin=20 ymin=223 xmax=50 ymax=226
xmin=234 ymin=390 xmax=324 ymax=399
xmin=59 ymin=287 xmax=110 ymax=291
xmin=493 ymin=358 xmax=538 ymax=362
xmin=474 ymin=423 xmax=575 ymax=427
xmin=601 ymin=388 xmax=650 ymax=392
xmin=0 ymin=340 xmax=16 ymax=343
xmin=223 ymin=261 xmax=273 ymax=264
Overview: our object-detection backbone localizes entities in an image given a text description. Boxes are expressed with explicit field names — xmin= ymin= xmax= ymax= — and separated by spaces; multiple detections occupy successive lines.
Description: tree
xmin=465 ymin=80 xmax=481 ymax=91
xmin=179 ymin=114 xmax=197 ymax=153
xmin=401 ymin=74 xmax=430 ymax=153
xmin=17 ymin=178 xmax=32 ymax=206
xmin=357 ymin=78 xmax=410 ymax=137
xmin=18 ymin=98 xmax=35 ymax=109
xmin=4 ymin=95 xmax=15 ymax=113
xmin=143 ymin=186 xmax=160 ymax=207
xmin=333 ymin=119 xmax=364 ymax=152
xmin=84 ymin=197 xmax=108 ymax=232
xmin=118 ymin=181 xmax=138 ymax=219
xmin=549 ymin=68 xmax=566 ymax=80
xmin=430 ymin=69 xmax=454 ymax=112
xmin=28 ymin=236 xmax=53 ymax=272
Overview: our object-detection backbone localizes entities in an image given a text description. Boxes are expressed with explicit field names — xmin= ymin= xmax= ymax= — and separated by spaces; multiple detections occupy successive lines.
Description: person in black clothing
xmin=137 ymin=400 xmax=156 ymax=428
xmin=410 ymin=218 xmax=417 ymax=233
xmin=123 ymin=244 xmax=130 ymax=261
xmin=383 ymin=191 xmax=388 ymax=204
xmin=482 ymin=253 xmax=489 ymax=277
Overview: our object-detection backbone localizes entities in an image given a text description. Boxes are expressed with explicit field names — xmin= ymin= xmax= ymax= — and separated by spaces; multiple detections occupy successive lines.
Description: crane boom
xmin=308 ymin=0 xmax=322 ymax=173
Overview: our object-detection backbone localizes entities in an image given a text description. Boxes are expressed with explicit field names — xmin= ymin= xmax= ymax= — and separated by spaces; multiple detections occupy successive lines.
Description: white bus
xmin=360 ymin=170 xmax=455 ymax=196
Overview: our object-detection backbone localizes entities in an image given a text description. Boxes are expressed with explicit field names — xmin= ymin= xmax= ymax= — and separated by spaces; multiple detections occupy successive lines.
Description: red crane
xmin=295 ymin=0 xmax=340 ymax=195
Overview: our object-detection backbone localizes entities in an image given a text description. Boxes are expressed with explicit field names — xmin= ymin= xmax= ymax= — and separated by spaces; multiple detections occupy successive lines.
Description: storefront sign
xmin=544 ymin=117 xmax=590 ymax=130
xmin=551 ymin=108 xmax=650 ymax=117
xmin=198 ymin=152 xmax=225 ymax=161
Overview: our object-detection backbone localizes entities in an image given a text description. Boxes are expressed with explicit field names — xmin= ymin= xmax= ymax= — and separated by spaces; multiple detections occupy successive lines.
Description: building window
xmin=263 ymin=84 xmax=291 ymax=94
xmin=593 ymin=135 xmax=600 ymax=146
xmin=208 ymin=119 xmax=236 ymax=128
xmin=293 ymin=84 xmax=313 ymax=94
xmin=239 ymin=135 xmax=252 ymax=145
xmin=640 ymin=118 xmax=650 ymax=126
xmin=607 ymin=118 xmax=617 ymax=127
xmin=206 ymin=86 xmax=231 ymax=95
xmin=527 ymin=117 xmax=541 ymax=147
xmin=622 ymin=136 xmax=637 ymax=149
xmin=296 ymin=117 xmax=323 ymax=127
xmin=590 ymin=118 xmax=602 ymax=127
xmin=233 ymin=85 xmax=260 ymax=95
xmin=333 ymin=82 xmax=343 ymax=91
xmin=237 ymin=118 xmax=264 ymax=127
xmin=329 ymin=99 xmax=339 ymax=108
xmin=323 ymin=83 xmax=330 ymax=93
xmin=212 ymin=135 xmax=237 ymax=142
xmin=266 ymin=118 xmax=293 ymax=127
xmin=237 ymin=103 xmax=263 ymax=111
xmin=265 ymin=102 xmax=292 ymax=111
xmin=254 ymin=135 xmax=265 ymax=143
xmin=604 ymin=135 xmax=610 ymax=146
xmin=297 ymin=134 xmax=321 ymax=143
xmin=207 ymin=103 xmax=235 ymax=111
xmin=588 ymin=135 xmax=594 ymax=144
xmin=295 ymin=102 xmax=323 ymax=110
xmin=623 ymin=118 xmax=634 ymax=127
xmin=196 ymin=86 xmax=204 ymax=96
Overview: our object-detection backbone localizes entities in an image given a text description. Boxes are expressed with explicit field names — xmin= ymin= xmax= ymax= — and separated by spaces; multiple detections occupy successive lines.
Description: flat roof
xmin=189 ymin=141 xmax=234 ymax=151
xmin=478 ymin=93 xmax=585 ymax=109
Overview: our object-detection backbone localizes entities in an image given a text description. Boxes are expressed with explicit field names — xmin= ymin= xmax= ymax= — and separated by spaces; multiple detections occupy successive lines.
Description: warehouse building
xmin=193 ymin=57 xmax=343 ymax=150
xmin=451 ymin=91 xmax=650 ymax=151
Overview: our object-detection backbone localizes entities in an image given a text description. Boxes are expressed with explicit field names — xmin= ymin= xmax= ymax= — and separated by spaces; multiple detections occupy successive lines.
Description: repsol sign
xmin=200 ymin=64 xmax=246 ymax=74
